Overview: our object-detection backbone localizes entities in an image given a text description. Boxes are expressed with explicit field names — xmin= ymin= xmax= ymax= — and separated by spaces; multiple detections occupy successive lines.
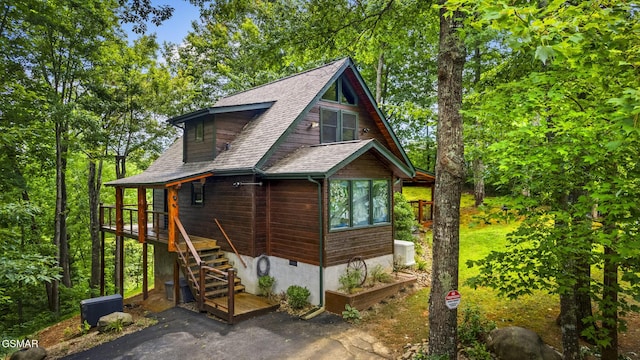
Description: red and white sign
xmin=445 ymin=290 xmax=461 ymax=310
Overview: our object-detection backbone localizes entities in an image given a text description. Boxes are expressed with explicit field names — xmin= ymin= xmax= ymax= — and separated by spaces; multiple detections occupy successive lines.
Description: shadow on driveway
xmin=62 ymin=307 xmax=360 ymax=360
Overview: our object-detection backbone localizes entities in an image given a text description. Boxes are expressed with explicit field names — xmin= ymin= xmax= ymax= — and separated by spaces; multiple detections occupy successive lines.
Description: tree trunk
xmin=375 ymin=49 xmax=385 ymax=105
xmin=52 ymin=119 xmax=71 ymax=311
xmin=600 ymin=245 xmax=618 ymax=360
xmin=473 ymin=157 xmax=484 ymax=207
xmin=428 ymin=2 xmax=466 ymax=358
xmin=88 ymin=159 xmax=103 ymax=295
xmin=560 ymin=288 xmax=581 ymax=360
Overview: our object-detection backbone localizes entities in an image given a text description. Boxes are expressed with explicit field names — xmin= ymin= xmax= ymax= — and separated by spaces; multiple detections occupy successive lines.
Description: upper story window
xmin=195 ymin=121 xmax=204 ymax=142
xmin=329 ymin=179 xmax=390 ymax=230
xmin=321 ymin=108 xmax=358 ymax=143
xmin=321 ymin=77 xmax=357 ymax=105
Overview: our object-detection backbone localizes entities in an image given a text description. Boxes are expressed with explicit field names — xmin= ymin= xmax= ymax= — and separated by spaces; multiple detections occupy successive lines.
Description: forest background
xmin=1 ymin=1 xmax=638 ymax=359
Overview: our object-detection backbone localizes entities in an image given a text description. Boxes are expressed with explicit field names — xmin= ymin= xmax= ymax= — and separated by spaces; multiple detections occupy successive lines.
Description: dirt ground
xmin=34 ymin=291 xmax=171 ymax=359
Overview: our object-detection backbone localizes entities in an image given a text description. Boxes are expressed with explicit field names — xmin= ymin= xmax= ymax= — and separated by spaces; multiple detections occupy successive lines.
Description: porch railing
xmin=409 ymin=199 xmax=434 ymax=225
xmin=99 ymin=204 xmax=168 ymax=241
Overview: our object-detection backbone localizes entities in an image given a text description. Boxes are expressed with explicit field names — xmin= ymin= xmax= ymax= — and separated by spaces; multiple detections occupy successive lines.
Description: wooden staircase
xmin=172 ymin=217 xmax=278 ymax=324
xmin=177 ymin=237 xmax=246 ymax=301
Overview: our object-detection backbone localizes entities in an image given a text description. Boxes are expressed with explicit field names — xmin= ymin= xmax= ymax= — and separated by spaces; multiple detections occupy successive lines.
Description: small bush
xmin=458 ymin=305 xmax=496 ymax=346
xmin=369 ymin=264 xmax=392 ymax=284
xmin=342 ymin=304 xmax=361 ymax=324
xmin=258 ymin=275 xmax=275 ymax=298
xmin=286 ymin=285 xmax=310 ymax=309
xmin=338 ymin=269 xmax=362 ymax=294
xmin=394 ymin=192 xmax=419 ymax=242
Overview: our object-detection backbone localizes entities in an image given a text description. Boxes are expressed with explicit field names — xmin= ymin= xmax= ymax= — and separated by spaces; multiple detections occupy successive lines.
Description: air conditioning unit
xmin=394 ymin=240 xmax=416 ymax=267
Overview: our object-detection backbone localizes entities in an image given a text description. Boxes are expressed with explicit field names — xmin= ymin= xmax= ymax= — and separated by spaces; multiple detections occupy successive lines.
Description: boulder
xmin=10 ymin=347 xmax=47 ymax=360
xmin=97 ymin=311 xmax=133 ymax=333
xmin=487 ymin=326 xmax=561 ymax=360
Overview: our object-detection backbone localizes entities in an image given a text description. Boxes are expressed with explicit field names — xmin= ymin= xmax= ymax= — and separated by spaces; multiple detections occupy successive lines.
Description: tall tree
xmin=427 ymin=1 xmax=466 ymax=358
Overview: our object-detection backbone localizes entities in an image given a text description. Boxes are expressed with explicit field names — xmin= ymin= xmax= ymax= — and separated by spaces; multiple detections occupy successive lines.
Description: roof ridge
xmin=219 ymin=57 xmax=349 ymax=100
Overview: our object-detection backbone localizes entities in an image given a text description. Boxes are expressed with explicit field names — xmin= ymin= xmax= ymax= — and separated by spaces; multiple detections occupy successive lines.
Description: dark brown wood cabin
xmin=101 ymin=58 xmax=417 ymax=321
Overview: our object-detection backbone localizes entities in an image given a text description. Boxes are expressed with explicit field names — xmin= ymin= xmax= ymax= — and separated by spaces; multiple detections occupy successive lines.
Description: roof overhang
xmin=168 ymin=101 xmax=275 ymax=125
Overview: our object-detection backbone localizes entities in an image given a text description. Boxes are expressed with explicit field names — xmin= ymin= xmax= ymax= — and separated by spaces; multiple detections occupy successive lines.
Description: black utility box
xmin=80 ymin=294 xmax=124 ymax=327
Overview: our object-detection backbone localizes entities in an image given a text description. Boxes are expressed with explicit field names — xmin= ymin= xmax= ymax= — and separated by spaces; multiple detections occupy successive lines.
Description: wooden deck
xmin=204 ymin=293 xmax=280 ymax=323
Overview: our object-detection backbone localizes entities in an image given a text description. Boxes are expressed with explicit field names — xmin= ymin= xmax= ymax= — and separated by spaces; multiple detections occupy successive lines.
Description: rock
xmin=10 ymin=347 xmax=47 ymax=360
xmin=487 ymin=326 xmax=562 ymax=360
xmin=97 ymin=311 xmax=133 ymax=333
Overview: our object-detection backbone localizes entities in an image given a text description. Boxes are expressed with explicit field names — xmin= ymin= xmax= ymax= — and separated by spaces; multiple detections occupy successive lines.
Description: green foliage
xmin=457 ymin=306 xmax=496 ymax=346
xmin=341 ymin=304 xmax=361 ymax=324
xmin=258 ymin=275 xmax=275 ymax=297
xmin=338 ymin=269 xmax=362 ymax=294
xmin=104 ymin=318 xmax=124 ymax=333
xmin=286 ymin=285 xmax=310 ymax=310
xmin=368 ymin=265 xmax=393 ymax=285
xmin=393 ymin=192 xmax=418 ymax=242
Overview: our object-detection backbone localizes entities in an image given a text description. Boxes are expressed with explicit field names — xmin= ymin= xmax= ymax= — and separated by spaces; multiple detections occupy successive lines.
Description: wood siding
xmin=184 ymin=115 xmax=215 ymax=162
xmin=268 ymin=180 xmax=320 ymax=265
xmin=263 ymin=100 xmax=391 ymax=169
xmin=172 ymin=175 xmax=257 ymax=256
xmin=324 ymin=153 xmax=394 ymax=267
xmin=213 ymin=110 xmax=256 ymax=156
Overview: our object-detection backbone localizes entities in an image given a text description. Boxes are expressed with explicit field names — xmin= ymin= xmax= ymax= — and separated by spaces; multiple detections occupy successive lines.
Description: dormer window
xmin=195 ymin=121 xmax=204 ymax=142
xmin=321 ymin=77 xmax=357 ymax=105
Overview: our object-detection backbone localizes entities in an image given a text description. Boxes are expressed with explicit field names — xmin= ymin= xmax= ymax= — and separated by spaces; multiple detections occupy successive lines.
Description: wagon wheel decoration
xmin=347 ymin=256 xmax=367 ymax=286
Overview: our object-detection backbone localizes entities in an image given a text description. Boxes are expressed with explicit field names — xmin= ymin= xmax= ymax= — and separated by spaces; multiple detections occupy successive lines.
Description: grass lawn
xmin=362 ymin=193 xmax=562 ymax=353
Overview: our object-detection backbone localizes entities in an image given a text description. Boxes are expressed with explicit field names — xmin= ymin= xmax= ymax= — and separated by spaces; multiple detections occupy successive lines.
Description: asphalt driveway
xmin=62 ymin=307 xmax=391 ymax=360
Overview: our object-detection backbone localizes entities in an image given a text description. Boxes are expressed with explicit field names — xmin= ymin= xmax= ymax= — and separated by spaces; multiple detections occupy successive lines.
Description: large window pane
xmin=321 ymin=108 xmax=338 ymax=143
xmin=372 ymin=180 xmax=389 ymax=223
xmin=322 ymin=82 xmax=338 ymax=101
xmin=352 ymin=180 xmax=370 ymax=226
xmin=342 ymin=112 xmax=357 ymax=141
xmin=330 ymin=181 xmax=350 ymax=229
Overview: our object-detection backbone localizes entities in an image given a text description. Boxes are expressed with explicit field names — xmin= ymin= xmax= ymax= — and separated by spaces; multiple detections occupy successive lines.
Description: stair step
xmin=204 ymin=277 xmax=241 ymax=289
xmin=205 ymin=285 xmax=245 ymax=298
xmin=177 ymin=241 xmax=219 ymax=252
xmin=188 ymin=256 xmax=227 ymax=266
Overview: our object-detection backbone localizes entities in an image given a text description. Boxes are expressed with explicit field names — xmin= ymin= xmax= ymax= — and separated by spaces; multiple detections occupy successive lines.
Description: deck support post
xmin=167 ymin=185 xmax=179 ymax=252
xmin=115 ymin=187 xmax=124 ymax=295
xmin=173 ymin=259 xmax=180 ymax=307
xmin=100 ymin=231 xmax=105 ymax=296
xmin=227 ymin=269 xmax=235 ymax=324
xmin=143 ymin=242 xmax=148 ymax=300
xmin=137 ymin=187 xmax=147 ymax=243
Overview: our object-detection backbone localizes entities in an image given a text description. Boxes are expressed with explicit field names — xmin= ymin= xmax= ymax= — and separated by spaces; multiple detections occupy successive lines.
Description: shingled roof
xmin=107 ymin=58 xmax=414 ymax=187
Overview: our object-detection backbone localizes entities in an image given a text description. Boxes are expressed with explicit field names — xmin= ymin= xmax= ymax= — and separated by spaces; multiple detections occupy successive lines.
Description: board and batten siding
xmin=184 ymin=115 xmax=215 ymax=162
xmin=267 ymin=180 xmax=320 ymax=265
xmin=324 ymin=152 xmax=395 ymax=267
xmin=169 ymin=175 xmax=256 ymax=256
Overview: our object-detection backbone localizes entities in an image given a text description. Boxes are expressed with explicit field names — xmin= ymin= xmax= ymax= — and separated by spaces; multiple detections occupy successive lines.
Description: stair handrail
xmin=174 ymin=217 xmax=202 ymax=297
xmin=214 ymin=218 xmax=247 ymax=268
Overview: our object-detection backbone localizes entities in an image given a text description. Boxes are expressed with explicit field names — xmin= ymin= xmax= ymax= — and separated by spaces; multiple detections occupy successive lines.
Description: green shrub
xmin=342 ymin=304 xmax=361 ymax=324
xmin=338 ymin=269 xmax=362 ymax=294
xmin=258 ymin=275 xmax=275 ymax=297
xmin=394 ymin=192 xmax=419 ymax=242
xmin=457 ymin=305 xmax=496 ymax=346
xmin=286 ymin=285 xmax=310 ymax=309
xmin=369 ymin=264 xmax=392 ymax=284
